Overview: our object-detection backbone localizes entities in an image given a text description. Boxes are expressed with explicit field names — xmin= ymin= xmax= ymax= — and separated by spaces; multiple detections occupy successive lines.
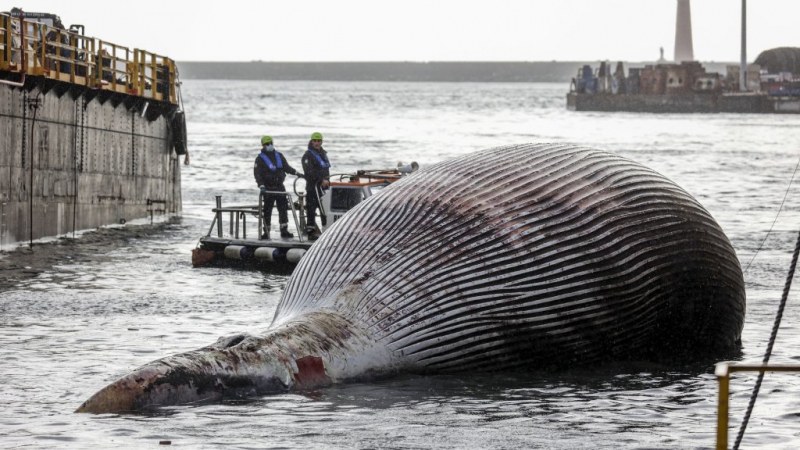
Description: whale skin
xmin=77 ymin=143 xmax=745 ymax=413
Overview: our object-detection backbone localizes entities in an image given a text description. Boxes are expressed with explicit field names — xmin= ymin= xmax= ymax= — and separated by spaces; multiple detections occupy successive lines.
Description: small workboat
xmin=191 ymin=163 xmax=418 ymax=269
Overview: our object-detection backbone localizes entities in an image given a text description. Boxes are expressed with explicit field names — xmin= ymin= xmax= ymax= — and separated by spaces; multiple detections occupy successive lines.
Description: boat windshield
xmin=330 ymin=187 xmax=364 ymax=211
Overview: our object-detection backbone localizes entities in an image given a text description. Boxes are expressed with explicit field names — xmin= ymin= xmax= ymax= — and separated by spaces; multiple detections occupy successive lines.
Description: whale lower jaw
xmin=77 ymin=311 xmax=402 ymax=413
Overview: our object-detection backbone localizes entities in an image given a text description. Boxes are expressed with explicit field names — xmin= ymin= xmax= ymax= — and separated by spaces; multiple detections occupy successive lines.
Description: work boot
xmin=305 ymin=226 xmax=320 ymax=241
xmin=280 ymin=223 xmax=293 ymax=238
xmin=260 ymin=231 xmax=270 ymax=240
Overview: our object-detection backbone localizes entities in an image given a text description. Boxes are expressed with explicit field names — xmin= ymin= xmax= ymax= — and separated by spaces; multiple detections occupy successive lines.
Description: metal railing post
xmin=131 ymin=47 xmax=138 ymax=95
xmin=258 ymin=191 xmax=263 ymax=238
xmin=149 ymin=52 xmax=156 ymax=98
xmin=287 ymin=192 xmax=304 ymax=242
xmin=1 ymin=15 xmax=6 ymax=70
xmin=19 ymin=13 xmax=25 ymax=72
xmin=716 ymin=363 xmax=730 ymax=450
xmin=170 ymin=59 xmax=177 ymax=103
xmin=94 ymin=40 xmax=102 ymax=87
xmin=297 ymin=193 xmax=307 ymax=232
xmin=215 ymin=195 xmax=222 ymax=238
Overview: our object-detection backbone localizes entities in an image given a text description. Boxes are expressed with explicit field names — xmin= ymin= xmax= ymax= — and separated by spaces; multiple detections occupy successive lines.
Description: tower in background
xmin=674 ymin=0 xmax=694 ymax=62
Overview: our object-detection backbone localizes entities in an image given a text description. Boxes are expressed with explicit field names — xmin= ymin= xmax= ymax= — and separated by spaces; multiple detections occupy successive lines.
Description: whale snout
xmin=75 ymin=350 xmax=290 ymax=414
xmin=76 ymin=364 xmax=175 ymax=413
xmin=76 ymin=315 xmax=376 ymax=413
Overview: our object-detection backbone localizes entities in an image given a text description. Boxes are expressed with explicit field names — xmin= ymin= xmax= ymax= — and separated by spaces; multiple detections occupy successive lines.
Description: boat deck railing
xmin=0 ymin=11 xmax=178 ymax=104
xmin=206 ymin=193 xmax=306 ymax=242
xmin=715 ymin=362 xmax=800 ymax=449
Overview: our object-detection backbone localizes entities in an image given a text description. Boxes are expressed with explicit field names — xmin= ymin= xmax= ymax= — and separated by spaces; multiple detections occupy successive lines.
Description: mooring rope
xmin=743 ymin=154 xmax=800 ymax=274
xmin=732 ymin=226 xmax=800 ymax=449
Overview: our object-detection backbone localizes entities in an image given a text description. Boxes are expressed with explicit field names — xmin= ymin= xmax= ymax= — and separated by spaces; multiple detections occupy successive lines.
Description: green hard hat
xmin=261 ymin=135 xmax=273 ymax=145
xmin=310 ymin=132 xmax=323 ymax=140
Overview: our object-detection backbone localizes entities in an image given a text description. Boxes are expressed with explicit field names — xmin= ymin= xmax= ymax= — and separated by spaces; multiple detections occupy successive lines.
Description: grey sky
xmin=5 ymin=0 xmax=798 ymax=62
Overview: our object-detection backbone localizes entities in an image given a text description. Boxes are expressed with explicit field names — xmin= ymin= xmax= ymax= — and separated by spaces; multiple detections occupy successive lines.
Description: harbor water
xmin=2 ymin=80 xmax=800 ymax=448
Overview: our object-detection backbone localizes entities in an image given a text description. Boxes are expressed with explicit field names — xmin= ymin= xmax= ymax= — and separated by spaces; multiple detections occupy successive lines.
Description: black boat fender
xmin=170 ymin=110 xmax=188 ymax=162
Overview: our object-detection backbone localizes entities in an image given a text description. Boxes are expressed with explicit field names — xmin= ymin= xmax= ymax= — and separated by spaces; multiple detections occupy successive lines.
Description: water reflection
xmin=2 ymin=80 xmax=800 ymax=448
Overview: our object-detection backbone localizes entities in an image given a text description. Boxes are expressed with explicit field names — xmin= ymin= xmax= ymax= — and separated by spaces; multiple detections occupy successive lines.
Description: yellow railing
xmin=0 ymin=11 xmax=177 ymax=104
xmin=0 ymin=15 xmax=8 ymax=70
xmin=715 ymin=362 xmax=800 ymax=449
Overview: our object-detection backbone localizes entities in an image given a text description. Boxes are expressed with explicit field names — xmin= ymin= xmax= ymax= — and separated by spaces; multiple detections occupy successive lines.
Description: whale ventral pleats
xmin=280 ymin=143 xmax=744 ymax=369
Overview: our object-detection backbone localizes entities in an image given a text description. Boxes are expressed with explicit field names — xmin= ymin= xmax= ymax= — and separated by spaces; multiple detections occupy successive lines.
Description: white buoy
xmin=254 ymin=247 xmax=278 ymax=261
xmin=223 ymin=245 xmax=246 ymax=260
xmin=286 ymin=248 xmax=306 ymax=263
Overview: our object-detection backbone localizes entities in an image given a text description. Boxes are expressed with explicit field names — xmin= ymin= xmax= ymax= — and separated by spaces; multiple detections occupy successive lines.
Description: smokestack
xmin=674 ymin=0 xmax=694 ymax=62
xmin=740 ymin=0 xmax=747 ymax=91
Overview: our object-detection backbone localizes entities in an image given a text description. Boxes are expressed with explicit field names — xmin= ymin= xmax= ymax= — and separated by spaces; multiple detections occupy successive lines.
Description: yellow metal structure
xmin=715 ymin=362 xmax=800 ymax=449
xmin=0 ymin=11 xmax=178 ymax=104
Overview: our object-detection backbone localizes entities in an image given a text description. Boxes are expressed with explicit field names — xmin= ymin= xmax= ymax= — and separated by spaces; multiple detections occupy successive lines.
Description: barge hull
xmin=0 ymin=79 xmax=182 ymax=246
xmin=567 ymin=92 xmax=798 ymax=114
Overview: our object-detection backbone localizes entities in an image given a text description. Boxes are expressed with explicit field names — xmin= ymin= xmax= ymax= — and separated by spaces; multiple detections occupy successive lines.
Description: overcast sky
xmin=5 ymin=0 xmax=798 ymax=62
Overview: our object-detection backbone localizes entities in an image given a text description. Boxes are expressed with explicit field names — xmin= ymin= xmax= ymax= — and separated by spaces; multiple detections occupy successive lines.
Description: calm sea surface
xmin=2 ymin=80 xmax=800 ymax=448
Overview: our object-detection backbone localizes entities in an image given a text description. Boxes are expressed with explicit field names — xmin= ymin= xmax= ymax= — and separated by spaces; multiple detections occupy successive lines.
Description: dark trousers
xmin=262 ymin=190 xmax=289 ymax=228
xmin=305 ymin=185 xmax=324 ymax=228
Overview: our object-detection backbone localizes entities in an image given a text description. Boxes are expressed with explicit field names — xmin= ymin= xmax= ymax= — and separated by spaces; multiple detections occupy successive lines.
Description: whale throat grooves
xmin=275 ymin=143 xmax=745 ymax=370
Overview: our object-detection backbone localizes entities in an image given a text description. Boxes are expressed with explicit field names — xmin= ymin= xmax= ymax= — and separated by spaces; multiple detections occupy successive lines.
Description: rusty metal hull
xmin=78 ymin=143 xmax=745 ymax=413
xmin=0 ymin=78 xmax=182 ymax=247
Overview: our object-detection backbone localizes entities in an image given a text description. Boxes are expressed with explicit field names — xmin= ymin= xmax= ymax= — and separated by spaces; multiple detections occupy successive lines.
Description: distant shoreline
xmin=176 ymin=61 xmax=735 ymax=83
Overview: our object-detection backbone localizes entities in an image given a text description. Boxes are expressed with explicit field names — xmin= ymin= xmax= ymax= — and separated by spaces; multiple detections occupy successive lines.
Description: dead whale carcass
xmin=77 ymin=143 xmax=745 ymax=413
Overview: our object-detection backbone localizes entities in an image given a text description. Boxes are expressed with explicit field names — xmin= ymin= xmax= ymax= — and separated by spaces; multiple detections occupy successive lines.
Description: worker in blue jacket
xmin=301 ymin=131 xmax=331 ymax=240
xmin=254 ymin=135 xmax=301 ymax=240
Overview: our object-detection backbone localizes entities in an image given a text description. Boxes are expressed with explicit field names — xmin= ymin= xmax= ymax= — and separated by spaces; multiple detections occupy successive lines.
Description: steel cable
xmin=743 ymin=153 xmax=800 ymax=274
xmin=732 ymin=226 xmax=800 ymax=449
